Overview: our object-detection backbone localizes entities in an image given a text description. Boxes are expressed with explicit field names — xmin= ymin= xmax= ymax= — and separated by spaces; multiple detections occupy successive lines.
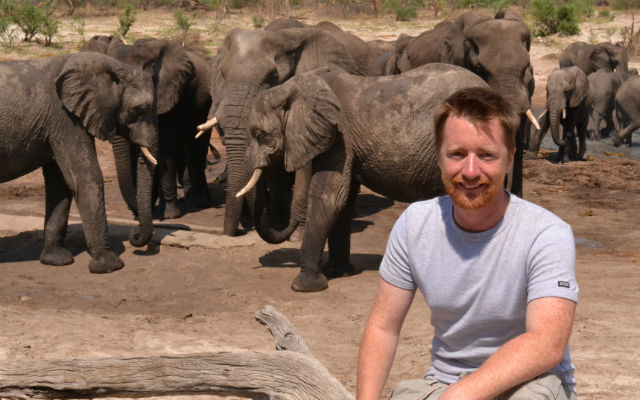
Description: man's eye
xmin=449 ymin=152 xmax=465 ymax=159
xmin=480 ymin=153 xmax=496 ymax=160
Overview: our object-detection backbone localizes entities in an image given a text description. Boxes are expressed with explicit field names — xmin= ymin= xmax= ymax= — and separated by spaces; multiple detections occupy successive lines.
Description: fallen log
xmin=0 ymin=305 xmax=354 ymax=400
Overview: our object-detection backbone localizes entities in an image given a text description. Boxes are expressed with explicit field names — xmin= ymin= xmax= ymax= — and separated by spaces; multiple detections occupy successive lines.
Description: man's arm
xmin=357 ymin=278 xmax=416 ymax=400
xmin=440 ymin=296 xmax=576 ymax=400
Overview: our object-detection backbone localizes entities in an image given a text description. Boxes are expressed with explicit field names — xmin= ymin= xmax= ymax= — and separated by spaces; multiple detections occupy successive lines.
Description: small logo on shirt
xmin=558 ymin=281 xmax=570 ymax=288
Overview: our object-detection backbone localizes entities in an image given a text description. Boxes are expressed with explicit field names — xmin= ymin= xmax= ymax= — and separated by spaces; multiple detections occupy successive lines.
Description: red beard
xmin=442 ymin=173 xmax=505 ymax=210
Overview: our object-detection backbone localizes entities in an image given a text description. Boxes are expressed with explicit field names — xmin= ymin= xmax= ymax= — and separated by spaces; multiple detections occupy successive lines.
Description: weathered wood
xmin=255 ymin=305 xmax=313 ymax=356
xmin=0 ymin=306 xmax=355 ymax=400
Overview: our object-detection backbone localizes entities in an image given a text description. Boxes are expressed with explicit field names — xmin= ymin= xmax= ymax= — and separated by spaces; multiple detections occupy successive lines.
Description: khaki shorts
xmin=389 ymin=373 xmax=577 ymax=400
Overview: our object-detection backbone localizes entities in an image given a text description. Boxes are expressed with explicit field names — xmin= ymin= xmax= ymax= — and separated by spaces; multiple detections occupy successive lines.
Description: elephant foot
xmin=40 ymin=246 xmax=74 ymax=266
xmin=164 ymin=201 xmax=182 ymax=219
xmin=322 ymin=261 xmax=362 ymax=278
xmin=612 ymin=136 xmax=624 ymax=147
xmin=524 ymin=150 xmax=539 ymax=160
xmin=291 ymin=271 xmax=328 ymax=292
xmin=89 ymin=251 xmax=124 ymax=274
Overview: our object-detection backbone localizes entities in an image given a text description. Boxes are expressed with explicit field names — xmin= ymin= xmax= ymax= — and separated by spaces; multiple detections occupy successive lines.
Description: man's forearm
xmin=356 ymin=325 xmax=400 ymax=400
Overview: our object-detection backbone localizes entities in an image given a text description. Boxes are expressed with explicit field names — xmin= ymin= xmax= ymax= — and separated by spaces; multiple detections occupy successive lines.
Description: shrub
xmin=118 ymin=3 xmax=136 ymax=38
xmin=0 ymin=16 xmax=19 ymax=48
xmin=3 ymin=0 xmax=45 ymax=42
xmin=174 ymin=9 xmax=193 ymax=32
xmin=382 ymin=0 xmax=423 ymax=21
xmin=251 ymin=15 xmax=265 ymax=28
xmin=71 ymin=13 xmax=86 ymax=45
xmin=532 ymin=0 xmax=581 ymax=36
xmin=611 ymin=0 xmax=640 ymax=10
xmin=38 ymin=14 xmax=59 ymax=46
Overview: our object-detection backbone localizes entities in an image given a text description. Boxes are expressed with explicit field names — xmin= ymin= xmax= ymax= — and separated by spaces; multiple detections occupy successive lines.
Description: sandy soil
xmin=1 ymin=7 xmax=640 ymax=399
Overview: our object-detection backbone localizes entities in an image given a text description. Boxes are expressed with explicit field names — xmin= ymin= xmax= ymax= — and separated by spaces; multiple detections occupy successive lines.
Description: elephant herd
xmin=0 ymin=10 xmax=634 ymax=291
xmin=528 ymin=41 xmax=636 ymax=162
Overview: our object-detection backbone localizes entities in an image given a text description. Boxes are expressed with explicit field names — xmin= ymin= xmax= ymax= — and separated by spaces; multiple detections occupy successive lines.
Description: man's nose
xmin=462 ymin=154 xmax=480 ymax=179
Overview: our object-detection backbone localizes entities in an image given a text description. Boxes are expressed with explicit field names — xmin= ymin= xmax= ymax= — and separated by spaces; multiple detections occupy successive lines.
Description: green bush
xmin=38 ymin=14 xmax=59 ymax=46
xmin=118 ymin=3 xmax=136 ymax=38
xmin=0 ymin=16 xmax=19 ymax=48
xmin=71 ymin=14 xmax=86 ymax=46
xmin=611 ymin=0 xmax=640 ymax=10
xmin=174 ymin=9 xmax=193 ymax=32
xmin=2 ymin=0 xmax=45 ymax=42
xmin=532 ymin=0 xmax=581 ymax=37
xmin=251 ymin=15 xmax=265 ymax=28
xmin=382 ymin=0 xmax=423 ymax=21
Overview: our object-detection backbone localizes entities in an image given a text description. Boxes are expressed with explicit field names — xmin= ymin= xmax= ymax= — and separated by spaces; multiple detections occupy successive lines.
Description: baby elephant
xmin=0 ymin=53 xmax=159 ymax=273
xmin=240 ymin=63 xmax=488 ymax=291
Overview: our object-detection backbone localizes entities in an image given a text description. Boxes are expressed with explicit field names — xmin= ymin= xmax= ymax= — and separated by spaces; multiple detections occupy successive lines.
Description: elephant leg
xmin=577 ymin=122 xmax=588 ymax=160
xmin=323 ymin=181 xmax=361 ymax=278
xmin=40 ymin=163 xmax=74 ymax=266
xmin=161 ymin=155 xmax=182 ymax=219
xmin=186 ymin=134 xmax=212 ymax=209
xmin=613 ymin=123 xmax=639 ymax=147
xmin=291 ymin=169 xmax=351 ymax=292
xmin=55 ymin=147 xmax=123 ymax=273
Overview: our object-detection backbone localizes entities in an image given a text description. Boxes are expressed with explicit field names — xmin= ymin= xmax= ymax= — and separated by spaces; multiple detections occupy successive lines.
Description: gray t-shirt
xmin=380 ymin=193 xmax=579 ymax=391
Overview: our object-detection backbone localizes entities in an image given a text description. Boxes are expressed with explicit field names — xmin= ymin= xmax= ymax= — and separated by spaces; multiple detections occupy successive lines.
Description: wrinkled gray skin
xmin=559 ymin=41 xmax=629 ymax=75
xmin=245 ymin=64 xmax=488 ymax=292
xmin=208 ymin=25 xmax=382 ymax=236
xmin=383 ymin=10 xmax=534 ymax=196
xmin=613 ymin=74 xmax=640 ymax=147
xmin=0 ymin=53 xmax=159 ymax=273
xmin=529 ymin=66 xmax=592 ymax=163
xmin=83 ymin=36 xmax=212 ymax=220
xmin=587 ymin=69 xmax=637 ymax=140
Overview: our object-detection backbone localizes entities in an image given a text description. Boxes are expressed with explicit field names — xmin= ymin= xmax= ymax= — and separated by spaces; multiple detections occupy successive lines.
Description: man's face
xmin=438 ymin=115 xmax=514 ymax=210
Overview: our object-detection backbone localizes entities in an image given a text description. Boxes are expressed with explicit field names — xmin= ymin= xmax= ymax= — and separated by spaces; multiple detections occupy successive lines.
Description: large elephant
xmin=382 ymin=10 xmax=537 ymax=196
xmin=613 ymin=74 xmax=640 ymax=146
xmin=198 ymin=25 xmax=382 ymax=236
xmin=559 ymin=41 xmax=629 ymax=75
xmin=84 ymin=36 xmax=212 ymax=219
xmin=529 ymin=66 xmax=592 ymax=162
xmin=0 ymin=53 xmax=159 ymax=273
xmin=239 ymin=63 xmax=489 ymax=292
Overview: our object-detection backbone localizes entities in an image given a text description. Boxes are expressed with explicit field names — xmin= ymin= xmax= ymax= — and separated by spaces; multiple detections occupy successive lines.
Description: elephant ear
xmin=282 ymin=73 xmax=341 ymax=172
xmin=569 ymin=67 xmax=589 ymax=108
xmin=156 ymin=41 xmax=195 ymax=114
xmin=56 ymin=53 xmax=126 ymax=141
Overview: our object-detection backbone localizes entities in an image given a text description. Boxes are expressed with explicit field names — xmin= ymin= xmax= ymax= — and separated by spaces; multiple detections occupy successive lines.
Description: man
xmin=357 ymin=87 xmax=579 ymax=400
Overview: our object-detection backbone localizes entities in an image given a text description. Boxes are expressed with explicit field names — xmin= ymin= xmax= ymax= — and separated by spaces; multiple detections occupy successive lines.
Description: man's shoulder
xmin=508 ymin=194 xmax=571 ymax=231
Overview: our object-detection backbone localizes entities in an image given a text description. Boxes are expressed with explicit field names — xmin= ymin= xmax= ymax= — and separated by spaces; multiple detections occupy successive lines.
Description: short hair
xmin=433 ymin=87 xmax=518 ymax=154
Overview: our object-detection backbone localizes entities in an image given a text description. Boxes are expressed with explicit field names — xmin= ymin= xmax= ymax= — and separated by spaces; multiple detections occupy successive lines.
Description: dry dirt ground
xmin=1 ymin=7 xmax=640 ymax=399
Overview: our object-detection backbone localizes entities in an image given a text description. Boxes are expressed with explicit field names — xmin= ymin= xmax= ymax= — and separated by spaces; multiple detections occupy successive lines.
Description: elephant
xmin=84 ymin=36 xmax=213 ymax=220
xmin=559 ymin=41 xmax=629 ymax=75
xmin=238 ymin=63 xmax=489 ymax=292
xmin=529 ymin=66 xmax=592 ymax=162
xmin=198 ymin=25 xmax=383 ymax=237
xmin=382 ymin=10 xmax=537 ymax=197
xmin=613 ymin=74 xmax=640 ymax=146
xmin=0 ymin=52 xmax=159 ymax=273
xmin=587 ymin=69 xmax=636 ymax=140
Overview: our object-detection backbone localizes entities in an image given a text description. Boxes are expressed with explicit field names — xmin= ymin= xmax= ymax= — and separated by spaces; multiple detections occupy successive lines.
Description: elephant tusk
xmin=196 ymin=117 xmax=218 ymax=138
xmin=236 ymin=168 xmax=262 ymax=198
xmin=538 ymin=109 xmax=547 ymax=119
xmin=141 ymin=147 xmax=157 ymax=166
xmin=526 ymin=109 xmax=540 ymax=130
xmin=562 ymin=108 xmax=567 ymax=120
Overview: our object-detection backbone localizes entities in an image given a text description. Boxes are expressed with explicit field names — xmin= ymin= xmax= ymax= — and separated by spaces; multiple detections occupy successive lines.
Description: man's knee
xmin=500 ymin=373 xmax=576 ymax=400
xmin=389 ymin=376 xmax=449 ymax=400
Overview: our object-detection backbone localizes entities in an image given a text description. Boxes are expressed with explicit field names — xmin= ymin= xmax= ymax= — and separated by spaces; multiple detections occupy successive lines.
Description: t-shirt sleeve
xmin=379 ymin=208 xmax=417 ymax=290
xmin=527 ymin=221 xmax=579 ymax=303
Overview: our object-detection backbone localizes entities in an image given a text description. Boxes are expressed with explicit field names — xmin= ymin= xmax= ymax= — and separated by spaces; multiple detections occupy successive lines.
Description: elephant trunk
xmin=129 ymin=149 xmax=155 ymax=247
xmin=549 ymin=101 xmax=566 ymax=147
xmin=255 ymin=164 xmax=310 ymax=244
xmin=111 ymin=136 xmax=138 ymax=216
xmin=217 ymin=81 xmax=260 ymax=236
